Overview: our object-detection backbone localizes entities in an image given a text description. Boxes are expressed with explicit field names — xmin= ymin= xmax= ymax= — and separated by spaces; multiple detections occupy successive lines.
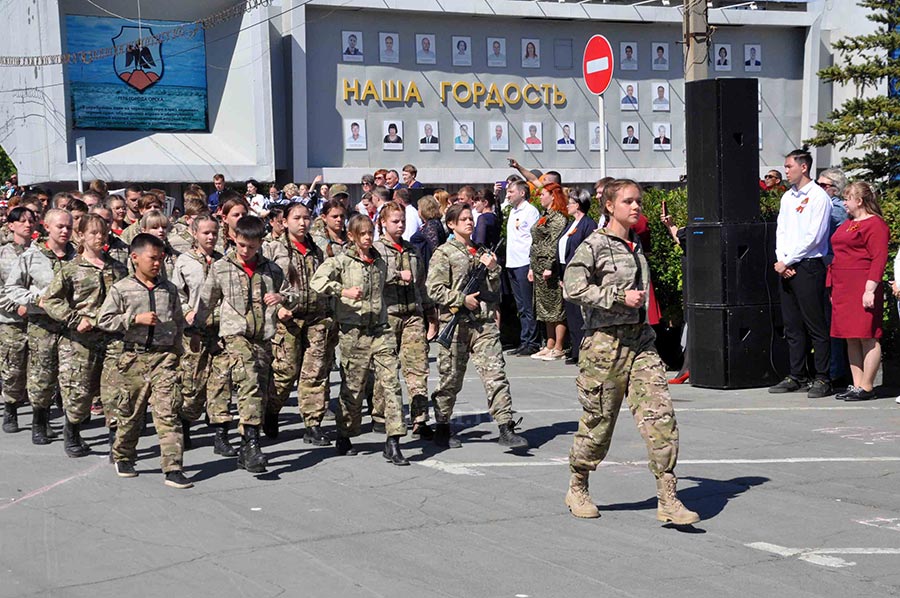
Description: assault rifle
xmin=435 ymin=240 xmax=501 ymax=349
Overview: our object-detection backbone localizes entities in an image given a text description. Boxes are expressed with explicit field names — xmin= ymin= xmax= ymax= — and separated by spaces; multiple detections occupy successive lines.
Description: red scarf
xmin=241 ymin=258 xmax=258 ymax=278
xmin=292 ymin=238 xmax=308 ymax=256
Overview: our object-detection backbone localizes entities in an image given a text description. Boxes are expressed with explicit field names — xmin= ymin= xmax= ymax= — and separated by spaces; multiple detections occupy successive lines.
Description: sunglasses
xmin=817 ymin=181 xmax=835 ymax=189
xmin=764 ymin=174 xmax=779 ymax=180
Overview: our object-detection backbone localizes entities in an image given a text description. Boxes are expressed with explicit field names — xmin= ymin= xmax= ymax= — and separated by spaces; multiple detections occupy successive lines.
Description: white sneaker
xmin=541 ymin=348 xmax=566 ymax=361
xmin=531 ymin=347 xmax=551 ymax=359
xmin=895 ymin=395 xmax=900 ymax=405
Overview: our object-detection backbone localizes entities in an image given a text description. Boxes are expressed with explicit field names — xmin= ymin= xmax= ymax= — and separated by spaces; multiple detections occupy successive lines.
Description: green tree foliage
xmin=0 ymin=146 xmax=15 ymax=182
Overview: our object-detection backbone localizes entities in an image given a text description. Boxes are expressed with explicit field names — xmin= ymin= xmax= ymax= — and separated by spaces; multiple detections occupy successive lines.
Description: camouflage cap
xmin=330 ymin=183 xmax=350 ymax=198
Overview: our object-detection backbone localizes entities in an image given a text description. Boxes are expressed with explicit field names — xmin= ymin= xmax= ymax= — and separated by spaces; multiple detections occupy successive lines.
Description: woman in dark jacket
xmin=472 ymin=188 xmax=501 ymax=249
xmin=558 ymin=188 xmax=598 ymax=364
xmin=410 ymin=194 xmax=447 ymax=340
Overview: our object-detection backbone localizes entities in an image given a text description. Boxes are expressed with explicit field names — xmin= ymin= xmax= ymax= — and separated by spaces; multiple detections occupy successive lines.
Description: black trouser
xmin=779 ymin=258 xmax=831 ymax=381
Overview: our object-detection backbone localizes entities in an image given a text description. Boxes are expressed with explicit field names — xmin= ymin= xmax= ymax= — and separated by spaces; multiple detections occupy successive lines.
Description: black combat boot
xmin=411 ymin=421 xmax=433 ymax=441
xmin=107 ymin=427 xmax=116 ymax=463
xmin=498 ymin=420 xmax=529 ymax=450
xmin=263 ymin=410 xmax=279 ymax=439
xmin=43 ymin=409 xmax=58 ymax=440
xmin=237 ymin=425 xmax=267 ymax=473
xmin=433 ymin=423 xmax=461 ymax=449
xmin=383 ymin=436 xmax=410 ymax=466
xmin=212 ymin=423 xmax=238 ymax=457
xmin=335 ymin=436 xmax=357 ymax=456
xmin=63 ymin=418 xmax=90 ymax=458
xmin=303 ymin=425 xmax=331 ymax=446
xmin=2 ymin=403 xmax=18 ymax=434
xmin=31 ymin=407 xmax=51 ymax=445
xmin=181 ymin=419 xmax=193 ymax=450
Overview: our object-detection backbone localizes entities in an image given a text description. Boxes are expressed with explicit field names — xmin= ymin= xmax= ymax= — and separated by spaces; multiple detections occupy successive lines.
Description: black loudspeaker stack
xmin=684 ymin=79 xmax=787 ymax=389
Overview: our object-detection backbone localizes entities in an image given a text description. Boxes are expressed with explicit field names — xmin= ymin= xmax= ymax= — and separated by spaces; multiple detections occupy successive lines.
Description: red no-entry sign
xmin=582 ymin=35 xmax=614 ymax=96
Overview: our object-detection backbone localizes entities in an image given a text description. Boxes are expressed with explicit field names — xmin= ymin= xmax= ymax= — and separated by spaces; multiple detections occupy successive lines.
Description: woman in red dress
xmin=828 ymin=182 xmax=889 ymax=401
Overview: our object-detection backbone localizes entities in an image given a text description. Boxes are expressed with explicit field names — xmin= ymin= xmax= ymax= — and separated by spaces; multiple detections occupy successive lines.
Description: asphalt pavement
xmin=1 ymin=352 xmax=900 ymax=598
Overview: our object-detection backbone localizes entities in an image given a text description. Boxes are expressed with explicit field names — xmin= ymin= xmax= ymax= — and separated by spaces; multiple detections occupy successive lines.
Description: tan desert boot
xmin=565 ymin=470 xmax=600 ymax=519
xmin=656 ymin=473 xmax=700 ymax=525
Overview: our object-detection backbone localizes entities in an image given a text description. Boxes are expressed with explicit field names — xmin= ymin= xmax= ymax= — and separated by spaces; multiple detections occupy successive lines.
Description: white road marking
xmin=451 ymin=405 xmax=888 ymax=416
xmin=586 ymin=56 xmax=610 ymax=74
xmin=746 ymin=542 xmax=900 ymax=568
xmin=857 ymin=517 xmax=900 ymax=533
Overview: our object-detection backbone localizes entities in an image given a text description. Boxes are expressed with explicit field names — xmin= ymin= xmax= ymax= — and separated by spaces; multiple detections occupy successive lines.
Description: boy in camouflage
xmin=170 ymin=215 xmax=226 ymax=453
xmin=425 ymin=203 xmax=528 ymax=451
xmin=309 ymin=213 xmax=410 ymax=465
xmin=194 ymin=215 xmax=295 ymax=474
xmin=98 ymin=233 xmax=192 ymax=489
xmin=562 ymin=179 xmax=698 ymax=524
xmin=266 ymin=201 xmax=335 ymax=446
xmin=43 ymin=214 xmax=128 ymax=457
xmin=372 ymin=202 xmax=432 ymax=439
xmin=5 ymin=209 xmax=77 ymax=445
xmin=168 ymin=192 xmax=209 ymax=256
xmin=0 ymin=207 xmax=38 ymax=433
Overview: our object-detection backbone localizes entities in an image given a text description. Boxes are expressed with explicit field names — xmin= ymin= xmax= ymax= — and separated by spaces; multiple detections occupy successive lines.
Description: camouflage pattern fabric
xmin=372 ymin=313 xmax=429 ymax=424
xmin=206 ymin=335 xmax=271 ymax=427
xmin=58 ymin=332 xmax=105 ymax=424
xmin=0 ymin=322 xmax=27 ymax=406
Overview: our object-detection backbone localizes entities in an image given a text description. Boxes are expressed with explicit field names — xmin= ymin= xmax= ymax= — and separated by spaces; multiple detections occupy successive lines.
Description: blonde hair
xmin=417 ymin=195 xmax=441 ymax=220
xmin=433 ymin=189 xmax=450 ymax=214
xmin=140 ymin=209 xmax=170 ymax=232
xmin=843 ymin=181 xmax=882 ymax=217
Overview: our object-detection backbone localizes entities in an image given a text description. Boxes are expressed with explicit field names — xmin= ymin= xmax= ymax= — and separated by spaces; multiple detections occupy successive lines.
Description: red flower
xmin=537 ymin=216 xmax=547 ymax=226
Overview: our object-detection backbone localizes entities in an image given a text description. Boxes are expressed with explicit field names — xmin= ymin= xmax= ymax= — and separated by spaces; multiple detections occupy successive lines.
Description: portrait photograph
xmin=744 ymin=44 xmax=762 ymax=72
xmin=652 ymin=122 xmax=672 ymax=151
xmin=523 ymin=121 xmax=543 ymax=151
xmin=488 ymin=121 xmax=509 ymax=152
xmin=382 ymin=120 xmax=403 ymax=151
xmin=588 ymin=121 xmax=608 ymax=151
xmin=453 ymin=121 xmax=475 ymax=151
xmin=416 ymin=34 xmax=436 ymax=65
xmin=621 ymin=122 xmax=640 ymax=151
xmin=452 ymin=36 xmax=472 ymax=67
xmin=620 ymin=42 xmax=638 ymax=71
xmin=651 ymin=81 xmax=670 ymax=112
xmin=714 ymin=43 xmax=732 ymax=72
xmin=342 ymin=31 xmax=363 ymax=62
xmin=418 ymin=120 xmax=439 ymax=151
xmin=522 ymin=38 xmax=541 ymax=69
xmin=487 ymin=37 xmax=507 ymax=68
xmin=344 ymin=119 xmax=367 ymax=151
xmin=556 ymin=122 xmax=576 ymax=151
xmin=379 ymin=32 xmax=399 ymax=64
xmin=619 ymin=81 xmax=639 ymax=111
xmin=651 ymin=42 xmax=669 ymax=71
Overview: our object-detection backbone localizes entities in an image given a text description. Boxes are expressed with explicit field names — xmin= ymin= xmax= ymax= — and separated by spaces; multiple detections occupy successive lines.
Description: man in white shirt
xmin=504 ymin=180 xmax=540 ymax=356
xmin=770 ymin=148 xmax=833 ymax=398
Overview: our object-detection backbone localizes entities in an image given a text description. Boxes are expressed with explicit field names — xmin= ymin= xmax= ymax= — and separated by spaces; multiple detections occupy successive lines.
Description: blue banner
xmin=65 ymin=15 xmax=208 ymax=131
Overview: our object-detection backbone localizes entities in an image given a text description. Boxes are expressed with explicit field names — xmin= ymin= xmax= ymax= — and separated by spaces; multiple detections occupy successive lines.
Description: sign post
xmin=75 ymin=137 xmax=86 ymax=193
xmin=582 ymin=35 xmax=615 ymax=178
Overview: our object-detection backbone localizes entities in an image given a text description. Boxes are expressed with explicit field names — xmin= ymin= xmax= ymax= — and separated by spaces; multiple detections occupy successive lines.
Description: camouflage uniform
xmin=530 ymin=210 xmax=568 ymax=322
xmin=0 ymin=242 xmax=30 ymax=407
xmin=119 ymin=221 xmax=141 ymax=246
xmin=372 ymin=237 xmax=430 ymax=425
xmin=170 ymin=248 xmax=222 ymax=422
xmin=5 ymin=243 xmax=77 ymax=410
xmin=425 ymin=238 xmax=513 ymax=425
xmin=562 ymin=227 xmax=679 ymax=479
xmin=127 ymin=243 xmax=176 ymax=281
xmin=97 ymin=275 xmax=185 ymax=472
xmin=105 ymin=235 xmax=131 ymax=270
xmin=42 ymin=254 xmax=127 ymax=424
xmin=167 ymin=218 xmax=194 ymax=256
xmin=0 ymin=224 xmax=13 ymax=246
xmin=310 ymin=245 xmax=407 ymax=438
xmin=267 ymin=235 xmax=336 ymax=427
xmin=195 ymin=251 xmax=296 ymax=427
xmin=312 ymin=230 xmax=348 ymax=259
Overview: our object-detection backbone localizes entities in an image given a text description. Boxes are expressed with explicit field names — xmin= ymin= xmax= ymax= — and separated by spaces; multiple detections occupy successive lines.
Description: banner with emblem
xmin=65 ymin=15 xmax=208 ymax=131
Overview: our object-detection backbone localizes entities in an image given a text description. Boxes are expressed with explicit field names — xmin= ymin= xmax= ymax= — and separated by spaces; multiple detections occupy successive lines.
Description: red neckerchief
xmin=392 ymin=242 xmax=403 ymax=253
xmin=240 ymin=257 xmax=258 ymax=278
xmin=292 ymin=238 xmax=308 ymax=256
xmin=361 ymin=251 xmax=375 ymax=264
xmin=468 ymin=246 xmax=478 ymax=256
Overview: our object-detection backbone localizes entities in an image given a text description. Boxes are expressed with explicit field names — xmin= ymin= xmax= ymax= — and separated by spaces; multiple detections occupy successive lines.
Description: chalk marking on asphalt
xmin=418 ymin=456 xmax=900 ymax=475
xmin=0 ymin=458 xmax=106 ymax=512
xmin=746 ymin=542 xmax=900 ymax=568
xmin=451 ymin=405 xmax=888 ymax=416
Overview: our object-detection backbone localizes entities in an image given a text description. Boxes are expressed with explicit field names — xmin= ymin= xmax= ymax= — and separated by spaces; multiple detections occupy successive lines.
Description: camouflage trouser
xmin=27 ymin=319 xmax=63 ymax=410
xmin=270 ymin=316 xmax=337 ymax=427
xmin=337 ymin=324 xmax=406 ymax=438
xmin=179 ymin=330 xmax=216 ymax=422
xmin=372 ymin=313 xmax=429 ymax=425
xmin=58 ymin=332 xmax=104 ymax=424
xmin=112 ymin=350 xmax=183 ymax=473
xmin=100 ymin=339 xmax=124 ymax=428
xmin=207 ymin=336 xmax=271 ymax=427
xmin=569 ymin=324 xmax=679 ymax=479
xmin=432 ymin=319 xmax=513 ymax=425
xmin=0 ymin=322 xmax=28 ymax=406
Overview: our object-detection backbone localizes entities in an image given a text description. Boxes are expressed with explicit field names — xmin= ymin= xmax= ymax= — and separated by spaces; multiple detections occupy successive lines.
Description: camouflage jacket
xmin=119 ymin=221 xmax=141 ymax=246
xmin=169 ymin=248 xmax=222 ymax=327
xmin=167 ymin=218 xmax=193 ymax=256
xmin=562 ymin=227 xmax=649 ymax=329
xmin=97 ymin=275 xmax=184 ymax=350
xmin=312 ymin=230 xmax=348 ymax=259
xmin=195 ymin=251 xmax=296 ymax=341
xmin=0 ymin=242 xmax=29 ymax=323
xmin=309 ymin=244 xmax=387 ymax=329
xmin=530 ymin=210 xmax=568 ymax=275
xmin=105 ymin=234 xmax=131 ymax=269
xmin=4 ymin=242 xmax=78 ymax=317
xmin=268 ymin=235 xmax=329 ymax=317
xmin=42 ymin=254 xmax=128 ymax=329
xmin=0 ymin=224 xmax=13 ymax=246
xmin=425 ymin=237 xmax=501 ymax=323
xmin=376 ymin=237 xmax=427 ymax=316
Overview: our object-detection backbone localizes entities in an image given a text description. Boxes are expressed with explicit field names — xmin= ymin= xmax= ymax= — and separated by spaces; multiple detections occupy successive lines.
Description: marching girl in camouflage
xmin=0 ymin=207 xmax=37 ymax=434
xmin=129 ymin=209 xmax=178 ymax=279
xmin=170 ymin=214 xmax=226 ymax=454
xmin=312 ymin=198 xmax=348 ymax=258
xmin=373 ymin=201 xmax=433 ymax=440
xmin=43 ymin=214 xmax=128 ymax=457
xmin=425 ymin=203 xmax=529 ymax=451
xmin=168 ymin=193 xmax=209 ymax=256
xmin=214 ymin=191 xmax=250 ymax=255
xmin=562 ymin=179 xmax=698 ymax=524
xmin=266 ymin=201 xmax=335 ymax=446
xmin=309 ymin=213 xmax=410 ymax=465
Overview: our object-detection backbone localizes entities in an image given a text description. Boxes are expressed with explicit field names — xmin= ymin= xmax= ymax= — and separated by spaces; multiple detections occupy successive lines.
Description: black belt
xmin=122 ymin=342 xmax=174 ymax=354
